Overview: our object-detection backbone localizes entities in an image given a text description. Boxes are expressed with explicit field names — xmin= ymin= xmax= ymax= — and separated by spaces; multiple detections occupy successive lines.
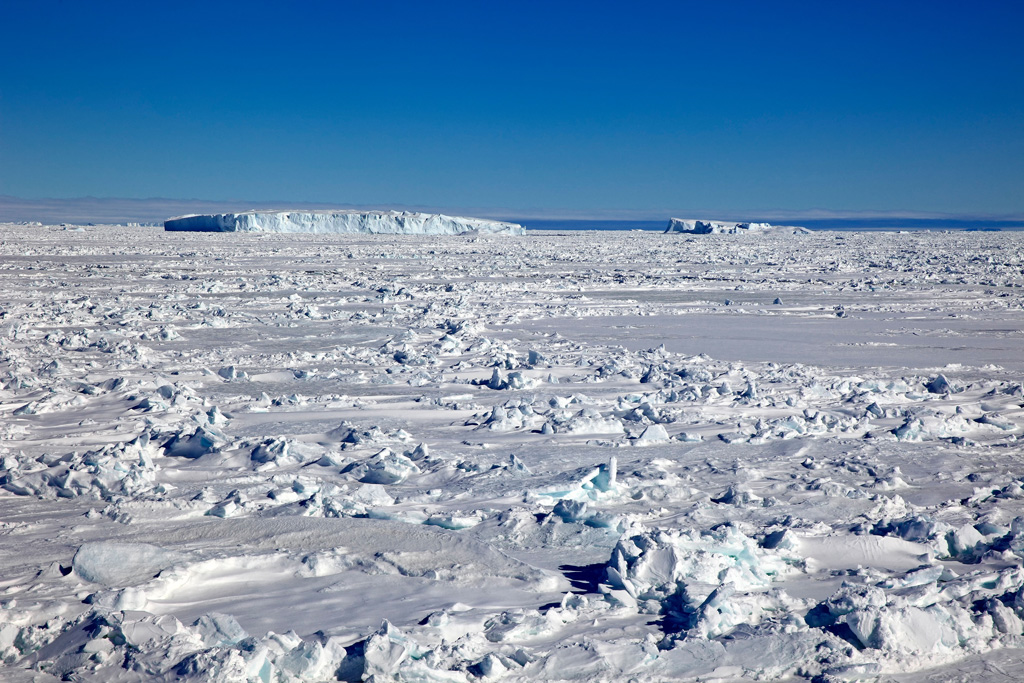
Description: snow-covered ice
xmin=165 ymin=210 xmax=524 ymax=235
xmin=1 ymin=223 xmax=1024 ymax=681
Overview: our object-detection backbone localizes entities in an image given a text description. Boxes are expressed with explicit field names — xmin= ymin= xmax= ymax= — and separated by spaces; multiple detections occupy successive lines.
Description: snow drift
xmin=164 ymin=210 xmax=524 ymax=235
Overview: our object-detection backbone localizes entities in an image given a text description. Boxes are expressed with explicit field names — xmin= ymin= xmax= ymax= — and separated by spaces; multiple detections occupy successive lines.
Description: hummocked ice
xmin=1 ymin=223 xmax=1024 ymax=681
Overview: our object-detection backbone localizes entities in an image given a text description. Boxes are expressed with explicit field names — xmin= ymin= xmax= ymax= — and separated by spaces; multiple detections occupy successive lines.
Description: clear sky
xmin=1 ymin=0 xmax=1022 ymax=217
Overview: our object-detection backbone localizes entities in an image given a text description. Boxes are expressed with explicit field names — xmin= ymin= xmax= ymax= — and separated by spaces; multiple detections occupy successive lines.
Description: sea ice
xmin=2 ymin=222 xmax=1024 ymax=681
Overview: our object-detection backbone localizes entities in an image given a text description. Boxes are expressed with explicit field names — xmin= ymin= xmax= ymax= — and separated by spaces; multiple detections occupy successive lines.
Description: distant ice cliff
xmin=165 ymin=210 xmax=524 ymax=235
xmin=665 ymin=218 xmax=810 ymax=234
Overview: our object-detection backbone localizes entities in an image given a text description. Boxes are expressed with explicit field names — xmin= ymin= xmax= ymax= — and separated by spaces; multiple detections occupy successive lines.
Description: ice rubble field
xmin=1 ymin=224 xmax=1024 ymax=682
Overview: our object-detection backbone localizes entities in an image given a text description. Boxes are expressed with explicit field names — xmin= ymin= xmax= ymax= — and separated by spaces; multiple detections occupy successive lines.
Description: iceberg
xmin=664 ymin=218 xmax=809 ymax=234
xmin=164 ymin=210 xmax=524 ymax=235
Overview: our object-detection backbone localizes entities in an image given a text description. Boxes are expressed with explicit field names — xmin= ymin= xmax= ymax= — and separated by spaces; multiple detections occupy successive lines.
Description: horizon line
xmin=1 ymin=194 xmax=1023 ymax=225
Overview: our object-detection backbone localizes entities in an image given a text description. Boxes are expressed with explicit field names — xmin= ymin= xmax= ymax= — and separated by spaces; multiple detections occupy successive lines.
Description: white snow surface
xmin=2 ymin=223 xmax=1024 ymax=681
xmin=164 ymin=210 xmax=524 ymax=235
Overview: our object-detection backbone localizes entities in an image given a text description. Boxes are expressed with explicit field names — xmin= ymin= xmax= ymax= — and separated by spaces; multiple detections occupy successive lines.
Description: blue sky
xmin=1 ymin=1 xmax=1022 ymax=218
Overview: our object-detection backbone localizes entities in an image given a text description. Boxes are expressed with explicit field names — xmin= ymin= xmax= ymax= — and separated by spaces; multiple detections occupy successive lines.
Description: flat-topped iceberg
xmin=165 ymin=210 xmax=524 ymax=235
xmin=665 ymin=218 xmax=809 ymax=234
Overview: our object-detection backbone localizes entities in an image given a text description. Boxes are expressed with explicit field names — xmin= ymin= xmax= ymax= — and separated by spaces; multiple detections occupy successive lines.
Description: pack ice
xmin=164 ymin=210 xmax=524 ymax=235
xmin=1 ymin=222 xmax=1024 ymax=681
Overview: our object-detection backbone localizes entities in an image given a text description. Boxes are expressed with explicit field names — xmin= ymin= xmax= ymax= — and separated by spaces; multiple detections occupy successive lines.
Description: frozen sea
xmin=1 ymin=223 xmax=1023 ymax=681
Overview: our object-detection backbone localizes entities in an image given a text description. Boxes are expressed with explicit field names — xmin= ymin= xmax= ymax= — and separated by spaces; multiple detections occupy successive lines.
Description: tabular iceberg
xmin=164 ymin=210 xmax=524 ymax=235
xmin=665 ymin=218 xmax=809 ymax=234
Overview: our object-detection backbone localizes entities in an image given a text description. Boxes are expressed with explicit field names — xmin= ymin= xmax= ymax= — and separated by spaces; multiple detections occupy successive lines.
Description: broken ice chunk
xmin=192 ymin=613 xmax=248 ymax=648
xmin=634 ymin=424 xmax=670 ymax=445
xmin=345 ymin=448 xmax=420 ymax=485
xmin=925 ymin=374 xmax=957 ymax=394
xmin=163 ymin=426 xmax=226 ymax=458
xmin=73 ymin=541 xmax=181 ymax=587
